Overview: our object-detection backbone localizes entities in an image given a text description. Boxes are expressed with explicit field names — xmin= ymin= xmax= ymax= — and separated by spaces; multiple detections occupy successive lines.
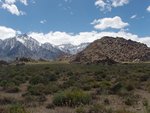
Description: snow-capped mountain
xmin=0 ymin=34 xmax=89 ymax=60
xmin=57 ymin=43 xmax=89 ymax=55
xmin=0 ymin=34 xmax=64 ymax=60
xmin=16 ymin=34 xmax=40 ymax=51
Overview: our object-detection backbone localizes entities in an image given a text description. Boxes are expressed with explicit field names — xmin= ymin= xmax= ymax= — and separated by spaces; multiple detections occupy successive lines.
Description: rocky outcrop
xmin=71 ymin=36 xmax=150 ymax=64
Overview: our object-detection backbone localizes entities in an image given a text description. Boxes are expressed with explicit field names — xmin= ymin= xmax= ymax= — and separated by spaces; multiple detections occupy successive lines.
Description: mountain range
xmin=0 ymin=34 xmax=89 ymax=61
xmin=0 ymin=35 xmax=150 ymax=62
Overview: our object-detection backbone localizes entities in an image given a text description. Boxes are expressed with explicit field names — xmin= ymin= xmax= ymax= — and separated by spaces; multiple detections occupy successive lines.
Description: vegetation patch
xmin=53 ymin=88 xmax=91 ymax=107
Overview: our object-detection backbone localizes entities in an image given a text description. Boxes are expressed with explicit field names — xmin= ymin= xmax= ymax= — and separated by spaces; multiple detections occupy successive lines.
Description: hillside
xmin=71 ymin=36 xmax=150 ymax=64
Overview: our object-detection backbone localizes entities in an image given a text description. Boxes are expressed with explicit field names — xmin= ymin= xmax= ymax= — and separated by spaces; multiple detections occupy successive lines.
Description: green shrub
xmin=13 ymin=75 xmax=27 ymax=84
xmin=44 ymin=73 xmax=57 ymax=81
xmin=53 ymin=88 xmax=91 ymax=107
xmin=110 ymin=82 xmax=124 ymax=94
xmin=9 ymin=104 xmax=29 ymax=113
xmin=94 ymin=71 xmax=107 ymax=81
xmin=28 ymin=84 xmax=46 ymax=95
xmin=29 ymin=75 xmax=47 ymax=85
xmin=76 ymin=106 xmax=86 ymax=113
xmin=45 ymin=83 xmax=59 ymax=94
xmin=96 ymin=81 xmax=111 ymax=95
xmin=1 ymin=81 xmax=20 ymax=93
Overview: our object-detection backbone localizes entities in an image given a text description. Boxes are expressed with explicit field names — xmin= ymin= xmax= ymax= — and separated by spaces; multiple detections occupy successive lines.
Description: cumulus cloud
xmin=0 ymin=26 xmax=19 ymax=40
xmin=0 ymin=25 xmax=149 ymax=47
xmin=28 ymin=31 xmax=150 ymax=47
xmin=95 ymin=0 xmax=129 ymax=12
xmin=0 ymin=0 xmax=28 ymax=16
xmin=91 ymin=16 xmax=129 ymax=30
xmin=147 ymin=6 xmax=150 ymax=12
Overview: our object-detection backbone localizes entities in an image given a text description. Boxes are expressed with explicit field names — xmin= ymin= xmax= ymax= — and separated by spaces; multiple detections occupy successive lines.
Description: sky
xmin=0 ymin=0 xmax=150 ymax=46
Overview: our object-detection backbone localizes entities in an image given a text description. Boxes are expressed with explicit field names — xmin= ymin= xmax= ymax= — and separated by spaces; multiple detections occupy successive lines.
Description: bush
xmin=53 ymin=88 xmax=91 ymax=107
xmin=1 ymin=81 xmax=20 ymax=93
xmin=96 ymin=81 xmax=111 ymax=95
xmin=45 ymin=83 xmax=59 ymax=94
xmin=29 ymin=75 xmax=47 ymax=85
xmin=76 ymin=106 xmax=86 ymax=113
xmin=9 ymin=104 xmax=29 ymax=113
xmin=28 ymin=83 xmax=59 ymax=95
xmin=110 ymin=82 xmax=124 ymax=94
xmin=44 ymin=73 xmax=57 ymax=81
xmin=28 ymin=84 xmax=46 ymax=95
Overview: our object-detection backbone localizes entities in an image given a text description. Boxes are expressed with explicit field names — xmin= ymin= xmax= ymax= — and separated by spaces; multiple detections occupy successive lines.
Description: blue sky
xmin=0 ymin=0 xmax=150 ymax=46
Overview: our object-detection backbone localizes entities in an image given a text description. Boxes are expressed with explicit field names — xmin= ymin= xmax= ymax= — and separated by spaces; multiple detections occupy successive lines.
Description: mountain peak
xmin=16 ymin=34 xmax=31 ymax=40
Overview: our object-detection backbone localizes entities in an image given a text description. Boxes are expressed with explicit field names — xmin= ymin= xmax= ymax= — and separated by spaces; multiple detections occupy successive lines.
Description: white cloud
xmin=130 ymin=14 xmax=137 ymax=19
xmin=91 ymin=16 xmax=129 ymax=30
xmin=4 ymin=0 xmax=28 ymax=5
xmin=2 ymin=3 xmax=25 ymax=15
xmin=95 ymin=0 xmax=129 ymax=12
xmin=112 ymin=0 xmax=129 ymax=7
xmin=147 ymin=6 xmax=150 ymax=12
xmin=19 ymin=0 xmax=28 ymax=5
xmin=95 ymin=0 xmax=111 ymax=11
xmin=0 ymin=25 xmax=149 ymax=47
xmin=5 ymin=0 xmax=16 ymax=4
xmin=29 ymin=32 xmax=74 ymax=45
xmin=28 ymin=31 xmax=150 ymax=47
xmin=0 ymin=26 xmax=18 ymax=39
xmin=1 ymin=0 xmax=27 ymax=15
xmin=40 ymin=20 xmax=47 ymax=24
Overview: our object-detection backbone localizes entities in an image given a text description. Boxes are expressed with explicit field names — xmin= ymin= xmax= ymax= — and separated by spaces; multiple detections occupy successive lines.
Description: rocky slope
xmin=71 ymin=36 xmax=150 ymax=63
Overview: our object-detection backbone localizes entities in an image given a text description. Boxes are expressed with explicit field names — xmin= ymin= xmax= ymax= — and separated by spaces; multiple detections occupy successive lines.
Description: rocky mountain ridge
xmin=71 ymin=36 xmax=150 ymax=64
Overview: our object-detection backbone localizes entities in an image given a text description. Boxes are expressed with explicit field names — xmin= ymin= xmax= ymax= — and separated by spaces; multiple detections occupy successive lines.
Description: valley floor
xmin=0 ymin=62 xmax=150 ymax=113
